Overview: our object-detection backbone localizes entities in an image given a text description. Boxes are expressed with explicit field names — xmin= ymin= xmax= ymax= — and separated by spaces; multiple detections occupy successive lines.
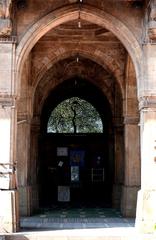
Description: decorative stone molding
xmin=0 ymin=0 xmax=12 ymax=37
xmin=139 ymin=96 xmax=156 ymax=110
xmin=148 ymin=0 xmax=156 ymax=40
xmin=30 ymin=116 xmax=40 ymax=133
xmin=0 ymin=96 xmax=15 ymax=108
xmin=0 ymin=18 xmax=11 ymax=36
xmin=124 ymin=116 xmax=139 ymax=125
xmin=17 ymin=113 xmax=30 ymax=124
xmin=0 ymin=35 xmax=16 ymax=42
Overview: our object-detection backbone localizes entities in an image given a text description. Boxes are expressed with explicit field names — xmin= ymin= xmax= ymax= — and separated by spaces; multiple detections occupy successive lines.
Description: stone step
xmin=20 ymin=217 xmax=135 ymax=230
xmin=2 ymin=229 xmax=156 ymax=240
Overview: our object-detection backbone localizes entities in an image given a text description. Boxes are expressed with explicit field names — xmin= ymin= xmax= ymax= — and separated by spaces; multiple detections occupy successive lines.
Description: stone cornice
xmin=0 ymin=95 xmax=16 ymax=108
xmin=0 ymin=36 xmax=16 ymax=43
xmin=139 ymin=96 xmax=156 ymax=110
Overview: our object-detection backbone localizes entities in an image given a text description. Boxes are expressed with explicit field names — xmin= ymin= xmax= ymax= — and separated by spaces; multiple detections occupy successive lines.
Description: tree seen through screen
xmin=47 ymin=97 xmax=103 ymax=133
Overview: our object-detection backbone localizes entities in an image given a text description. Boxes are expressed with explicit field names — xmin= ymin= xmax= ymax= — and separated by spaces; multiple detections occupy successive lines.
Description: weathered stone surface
xmin=0 ymin=190 xmax=19 ymax=233
xmin=0 ymin=19 xmax=11 ymax=36
xmin=0 ymin=0 xmax=12 ymax=36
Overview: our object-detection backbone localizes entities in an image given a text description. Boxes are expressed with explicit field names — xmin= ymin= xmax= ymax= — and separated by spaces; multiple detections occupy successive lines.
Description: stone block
xmin=112 ymin=184 xmax=122 ymax=209
xmin=19 ymin=186 xmax=31 ymax=216
xmin=19 ymin=186 xmax=39 ymax=216
xmin=121 ymin=185 xmax=140 ymax=217
xmin=0 ymin=237 xmax=5 ymax=240
xmin=136 ymin=189 xmax=156 ymax=233
xmin=0 ymin=43 xmax=14 ymax=95
xmin=0 ymin=190 xmax=19 ymax=233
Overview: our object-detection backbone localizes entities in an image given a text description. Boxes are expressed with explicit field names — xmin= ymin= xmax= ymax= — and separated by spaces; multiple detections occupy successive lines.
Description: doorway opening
xmin=38 ymin=78 xmax=115 ymax=209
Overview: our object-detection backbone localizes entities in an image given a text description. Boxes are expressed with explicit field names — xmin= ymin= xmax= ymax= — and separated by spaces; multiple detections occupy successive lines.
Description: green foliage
xmin=47 ymin=97 xmax=103 ymax=133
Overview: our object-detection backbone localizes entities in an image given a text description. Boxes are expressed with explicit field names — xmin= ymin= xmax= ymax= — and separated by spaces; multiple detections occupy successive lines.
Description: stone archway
xmin=16 ymin=3 xmax=140 ymax=220
xmin=16 ymin=4 xmax=142 ymax=96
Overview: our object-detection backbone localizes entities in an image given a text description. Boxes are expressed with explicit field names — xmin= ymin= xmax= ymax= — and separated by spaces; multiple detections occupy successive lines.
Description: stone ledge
xmin=0 ymin=36 xmax=16 ymax=43
xmin=124 ymin=116 xmax=139 ymax=125
xmin=139 ymin=96 xmax=156 ymax=110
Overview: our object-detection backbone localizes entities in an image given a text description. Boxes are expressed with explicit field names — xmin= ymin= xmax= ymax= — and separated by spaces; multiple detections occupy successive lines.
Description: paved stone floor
xmin=20 ymin=206 xmax=135 ymax=230
xmin=1 ymin=207 xmax=156 ymax=240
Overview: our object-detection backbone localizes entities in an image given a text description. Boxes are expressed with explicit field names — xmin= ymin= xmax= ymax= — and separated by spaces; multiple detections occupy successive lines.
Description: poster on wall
xmin=57 ymin=147 xmax=68 ymax=156
xmin=70 ymin=150 xmax=85 ymax=167
xmin=58 ymin=186 xmax=70 ymax=202
xmin=71 ymin=166 xmax=79 ymax=182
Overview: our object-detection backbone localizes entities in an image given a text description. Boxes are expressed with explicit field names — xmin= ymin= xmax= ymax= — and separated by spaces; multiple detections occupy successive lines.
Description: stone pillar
xmin=121 ymin=116 xmax=140 ymax=217
xmin=112 ymin=124 xmax=124 ymax=209
xmin=0 ymin=40 xmax=19 ymax=232
xmin=135 ymin=42 xmax=156 ymax=232
xmin=28 ymin=117 xmax=40 ymax=213
xmin=16 ymin=52 xmax=37 ymax=216
xmin=121 ymin=55 xmax=140 ymax=217
xmin=136 ymin=97 xmax=156 ymax=233
xmin=17 ymin=113 xmax=32 ymax=216
xmin=17 ymin=115 xmax=40 ymax=216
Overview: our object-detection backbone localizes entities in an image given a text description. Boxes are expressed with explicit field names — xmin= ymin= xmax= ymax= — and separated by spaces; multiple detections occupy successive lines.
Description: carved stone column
xmin=0 ymin=39 xmax=19 ymax=232
xmin=136 ymin=96 xmax=156 ymax=233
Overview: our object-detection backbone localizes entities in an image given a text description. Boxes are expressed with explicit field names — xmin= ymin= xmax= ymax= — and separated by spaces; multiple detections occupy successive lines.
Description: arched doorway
xmin=38 ymin=78 xmax=114 ymax=208
xmin=16 ymin=4 xmax=140 ymax=219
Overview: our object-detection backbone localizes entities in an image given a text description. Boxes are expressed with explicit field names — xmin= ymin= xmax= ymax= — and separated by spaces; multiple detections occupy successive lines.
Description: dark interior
xmin=39 ymin=78 xmax=114 ymax=208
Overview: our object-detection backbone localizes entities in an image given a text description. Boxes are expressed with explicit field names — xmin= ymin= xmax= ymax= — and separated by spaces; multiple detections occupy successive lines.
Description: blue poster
xmin=70 ymin=150 xmax=85 ymax=167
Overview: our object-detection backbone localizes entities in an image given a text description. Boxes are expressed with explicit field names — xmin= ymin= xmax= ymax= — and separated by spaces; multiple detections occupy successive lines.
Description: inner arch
xmin=16 ymin=4 xmax=142 ymax=95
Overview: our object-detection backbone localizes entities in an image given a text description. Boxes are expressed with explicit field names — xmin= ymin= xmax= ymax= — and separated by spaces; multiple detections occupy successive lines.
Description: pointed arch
xmin=16 ymin=4 xmax=142 ymax=97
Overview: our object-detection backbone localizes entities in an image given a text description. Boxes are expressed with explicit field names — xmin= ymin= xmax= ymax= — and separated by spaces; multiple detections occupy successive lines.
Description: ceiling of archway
xmin=34 ymin=56 xmax=123 ymax=120
xmin=40 ymin=19 xmax=119 ymax=42
xmin=31 ymin=18 xmax=127 ymax=94
xmin=30 ymin=14 xmax=127 ymax=119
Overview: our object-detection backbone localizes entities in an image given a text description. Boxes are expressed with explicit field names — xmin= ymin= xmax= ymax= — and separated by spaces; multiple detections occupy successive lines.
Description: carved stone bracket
xmin=0 ymin=0 xmax=12 ymax=37
xmin=148 ymin=0 xmax=156 ymax=41
xmin=139 ymin=96 xmax=156 ymax=110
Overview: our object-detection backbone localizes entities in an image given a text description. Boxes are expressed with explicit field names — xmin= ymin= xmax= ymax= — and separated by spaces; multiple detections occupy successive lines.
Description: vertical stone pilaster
xmin=0 ymin=40 xmax=19 ymax=232
xmin=135 ymin=42 xmax=156 ymax=233
xmin=121 ymin=55 xmax=140 ymax=217
xmin=29 ymin=117 xmax=40 ymax=213
xmin=121 ymin=117 xmax=140 ymax=217
xmin=112 ymin=124 xmax=124 ymax=209
xmin=136 ymin=97 xmax=156 ymax=233
xmin=17 ymin=113 xmax=31 ymax=216
xmin=18 ymin=116 xmax=40 ymax=216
